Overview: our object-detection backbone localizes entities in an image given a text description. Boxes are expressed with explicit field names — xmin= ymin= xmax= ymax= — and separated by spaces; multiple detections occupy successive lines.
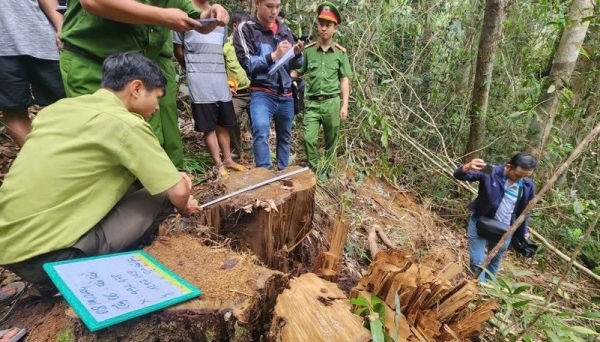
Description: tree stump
xmin=70 ymin=234 xmax=288 ymax=342
xmin=200 ymin=166 xmax=317 ymax=270
xmin=268 ymin=273 xmax=371 ymax=342
xmin=350 ymin=249 xmax=499 ymax=341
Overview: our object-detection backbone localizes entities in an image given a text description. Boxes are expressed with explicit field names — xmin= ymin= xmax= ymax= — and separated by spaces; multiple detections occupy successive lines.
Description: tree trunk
xmin=526 ymin=0 xmax=593 ymax=156
xmin=268 ymin=273 xmax=371 ymax=342
xmin=462 ymin=0 xmax=506 ymax=162
xmin=200 ymin=166 xmax=316 ymax=271
xmin=350 ymin=249 xmax=498 ymax=341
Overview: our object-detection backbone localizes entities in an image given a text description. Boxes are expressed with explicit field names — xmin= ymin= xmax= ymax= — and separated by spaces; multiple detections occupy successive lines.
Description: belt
xmin=307 ymin=94 xmax=340 ymax=101
xmin=63 ymin=42 xmax=105 ymax=64
xmin=236 ymin=88 xmax=250 ymax=94
xmin=249 ymin=86 xmax=292 ymax=97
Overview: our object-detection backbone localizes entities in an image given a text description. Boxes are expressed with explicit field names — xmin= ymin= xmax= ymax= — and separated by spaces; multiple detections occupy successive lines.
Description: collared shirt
xmin=298 ymin=42 xmax=351 ymax=97
xmin=0 ymin=89 xmax=181 ymax=265
xmin=60 ymin=0 xmax=199 ymax=60
xmin=494 ymin=176 xmax=523 ymax=225
xmin=224 ymin=35 xmax=250 ymax=91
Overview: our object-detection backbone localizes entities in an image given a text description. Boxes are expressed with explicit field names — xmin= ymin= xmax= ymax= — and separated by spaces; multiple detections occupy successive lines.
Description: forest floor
xmin=1 ymin=111 xmax=599 ymax=341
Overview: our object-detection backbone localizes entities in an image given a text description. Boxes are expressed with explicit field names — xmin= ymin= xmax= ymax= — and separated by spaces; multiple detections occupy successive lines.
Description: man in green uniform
xmin=0 ymin=52 xmax=199 ymax=293
xmin=59 ymin=0 xmax=229 ymax=168
xmin=293 ymin=2 xmax=351 ymax=174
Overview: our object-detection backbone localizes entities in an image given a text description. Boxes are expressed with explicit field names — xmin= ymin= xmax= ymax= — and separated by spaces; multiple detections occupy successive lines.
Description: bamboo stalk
xmin=476 ymin=121 xmax=600 ymax=280
xmin=528 ymin=228 xmax=600 ymax=282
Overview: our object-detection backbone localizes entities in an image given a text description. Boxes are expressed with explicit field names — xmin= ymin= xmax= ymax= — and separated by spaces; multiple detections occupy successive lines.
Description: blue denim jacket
xmin=233 ymin=18 xmax=303 ymax=95
xmin=453 ymin=164 xmax=535 ymax=241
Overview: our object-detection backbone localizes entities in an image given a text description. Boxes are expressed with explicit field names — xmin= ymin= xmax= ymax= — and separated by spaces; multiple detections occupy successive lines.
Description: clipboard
xmin=43 ymin=250 xmax=201 ymax=332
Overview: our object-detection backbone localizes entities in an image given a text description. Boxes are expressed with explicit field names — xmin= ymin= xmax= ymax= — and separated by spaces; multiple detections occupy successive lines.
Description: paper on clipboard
xmin=268 ymin=49 xmax=295 ymax=75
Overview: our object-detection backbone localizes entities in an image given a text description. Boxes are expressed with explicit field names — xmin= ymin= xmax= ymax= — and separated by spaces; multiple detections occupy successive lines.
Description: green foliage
xmin=56 ymin=329 xmax=73 ymax=342
xmin=350 ymin=294 xmax=386 ymax=342
xmin=181 ymin=153 xmax=212 ymax=183
xmin=481 ymin=275 xmax=600 ymax=341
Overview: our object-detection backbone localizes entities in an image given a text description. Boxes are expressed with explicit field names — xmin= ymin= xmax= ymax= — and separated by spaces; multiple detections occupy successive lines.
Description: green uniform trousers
xmin=303 ymin=97 xmax=341 ymax=170
xmin=59 ymin=50 xmax=184 ymax=168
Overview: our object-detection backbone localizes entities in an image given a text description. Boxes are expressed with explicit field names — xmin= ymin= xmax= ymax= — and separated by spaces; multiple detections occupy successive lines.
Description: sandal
xmin=223 ymin=160 xmax=245 ymax=172
xmin=0 ymin=328 xmax=27 ymax=342
xmin=214 ymin=163 xmax=228 ymax=176
xmin=0 ymin=283 xmax=25 ymax=306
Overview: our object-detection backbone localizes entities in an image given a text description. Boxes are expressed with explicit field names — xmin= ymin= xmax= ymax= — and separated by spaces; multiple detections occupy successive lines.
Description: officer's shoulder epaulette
xmin=303 ymin=42 xmax=317 ymax=50
xmin=334 ymin=43 xmax=347 ymax=53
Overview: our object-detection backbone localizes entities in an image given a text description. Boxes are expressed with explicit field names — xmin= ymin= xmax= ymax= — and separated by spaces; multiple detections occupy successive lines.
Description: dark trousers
xmin=229 ymin=92 xmax=250 ymax=156
xmin=2 ymin=183 xmax=173 ymax=284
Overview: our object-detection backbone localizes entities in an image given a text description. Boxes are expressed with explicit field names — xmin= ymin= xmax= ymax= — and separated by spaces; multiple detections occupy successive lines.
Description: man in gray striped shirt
xmin=174 ymin=0 xmax=244 ymax=175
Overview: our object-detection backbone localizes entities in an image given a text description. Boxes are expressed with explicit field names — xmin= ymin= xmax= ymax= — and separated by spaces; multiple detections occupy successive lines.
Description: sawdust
xmin=145 ymin=233 xmax=262 ymax=301
xmin=0 ymin=297 xmax=68 ymax=342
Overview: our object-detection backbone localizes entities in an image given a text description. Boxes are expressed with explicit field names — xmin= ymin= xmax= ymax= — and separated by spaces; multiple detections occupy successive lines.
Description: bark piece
xmin=313 ymin=212 xmax=349 ymax=281
xmin=201 ymin=166 xmax=317 ymax=270
xmin=268 ymin=273 xmax=371 ymax=342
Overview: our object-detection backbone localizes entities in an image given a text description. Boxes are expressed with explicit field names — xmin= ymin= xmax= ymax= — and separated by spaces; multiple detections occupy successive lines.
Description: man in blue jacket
xmin=233 ymin=0 xmax=304 ymax=170
xmin=454 ymin=153 xmax=537 ymax=281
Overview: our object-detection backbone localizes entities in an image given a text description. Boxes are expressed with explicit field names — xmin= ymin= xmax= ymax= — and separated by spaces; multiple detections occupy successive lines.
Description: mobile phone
xmin=196 ymin=18 xmax=217 ymax=25
xmin=482 ymin=164 xmax=493 ymax=174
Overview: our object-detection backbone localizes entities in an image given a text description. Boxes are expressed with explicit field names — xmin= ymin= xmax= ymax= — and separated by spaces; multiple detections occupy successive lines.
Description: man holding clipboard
xmin=234 ymin=0 xmax=304 ymax=170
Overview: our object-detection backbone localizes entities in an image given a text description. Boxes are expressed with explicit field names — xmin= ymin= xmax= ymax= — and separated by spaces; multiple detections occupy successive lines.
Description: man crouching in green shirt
xmin=0 ymin=52 xmax=200 ymax=295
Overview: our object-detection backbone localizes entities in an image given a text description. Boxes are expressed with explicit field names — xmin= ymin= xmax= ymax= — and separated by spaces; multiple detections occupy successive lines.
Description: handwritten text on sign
xmin=52 ymin=253 xmax=189 ymax=322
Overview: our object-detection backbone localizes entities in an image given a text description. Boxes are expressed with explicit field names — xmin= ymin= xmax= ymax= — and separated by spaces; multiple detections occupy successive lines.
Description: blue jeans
xmin=249 ymin=91 xmax=294 ymax=169
xmin=467 ymin=215 xmax=511 ymax=281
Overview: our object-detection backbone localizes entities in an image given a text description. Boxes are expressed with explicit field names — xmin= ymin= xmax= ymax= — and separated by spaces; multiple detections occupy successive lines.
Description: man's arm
xmin=38 ymin=0 xmax=63 ymax=47
xmin=38 ymin=0 xmax=62 ymax=32
xmin=453 ymin=158 xmax=487 ymax=181
xmin=223 ymin=42 xmax=247 ymax=84
xmin=234 ymin=23 xmax=293 ymax=73
xmin=338 ymin=50 xmax=352 ymax=121
xmin=234 ymin=23 xmax=271 ymax=73
xmin=173 ymin=32 xmax=186 ymax=69
xmin=340 ymin=77 xmax=349 ymax=121
xmin=167 ymin=174 xmax=199 ymax=216
xmin=80 ymin=0 xmax=228 ymax=32
xmin=288 ymin=36 xmax=304 ymax=70
xmin=173 ymin=44 xmax=185 ymax=69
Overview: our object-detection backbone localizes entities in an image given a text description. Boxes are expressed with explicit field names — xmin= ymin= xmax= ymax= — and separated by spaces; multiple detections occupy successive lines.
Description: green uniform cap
xmin=317 ymin=2 xmax=341 ymax=24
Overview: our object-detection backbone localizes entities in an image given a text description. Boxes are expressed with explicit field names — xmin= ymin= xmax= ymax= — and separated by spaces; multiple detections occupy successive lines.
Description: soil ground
xmin=1 ymin=111 xmax=599 ymax=341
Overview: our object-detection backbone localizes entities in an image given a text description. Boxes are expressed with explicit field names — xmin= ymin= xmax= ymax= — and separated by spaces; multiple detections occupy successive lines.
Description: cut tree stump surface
xmin=201 ymin=166 xmax=317 ymax=270
xmin=70 ymin=234 xmax=288 ymax=342
xmin=268 ymin=273 xmax=371 ymax=342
